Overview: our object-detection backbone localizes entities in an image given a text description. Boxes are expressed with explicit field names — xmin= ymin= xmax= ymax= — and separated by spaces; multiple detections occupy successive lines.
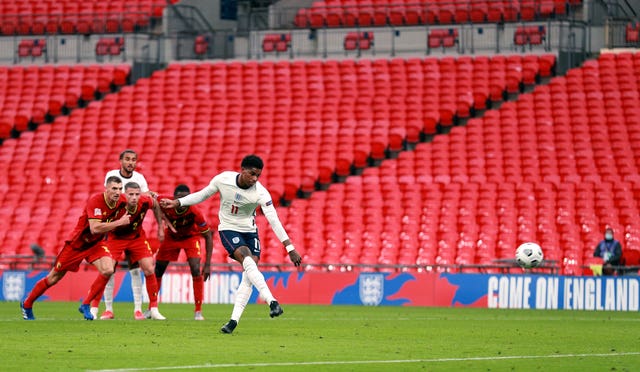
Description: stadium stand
xmin=0 ymin=55 xmax=538 ymax=266
xmin=280 ymin=52 xmax=640 ymax=274
xmin=0 ymin=64 xmax=131 ymax=141
xmin=293 ymin=0 xmax=583 ymax=28
xmin=0 ymin=0 xmax=178 ymax=36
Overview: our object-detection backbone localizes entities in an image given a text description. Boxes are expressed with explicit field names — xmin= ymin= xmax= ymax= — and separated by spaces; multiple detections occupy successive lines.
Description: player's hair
xmin=119 ymin=149 xmax=138 ymax=160
xmin=105 ymin=176 xmax=122 ymax=185
xmin=124 ymin=182 xmax=141 ymax=191
xmin=241 ymin=154 xmax=263 ymax=170
xmin=174 ymin=184 xmax=190 ymax=197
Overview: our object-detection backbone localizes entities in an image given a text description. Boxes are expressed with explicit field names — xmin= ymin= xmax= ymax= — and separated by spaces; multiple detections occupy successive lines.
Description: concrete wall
xmin=244 ymin=23 xmax=557 ymax=61
xmin=0 ymin=34 xmax=160 ymax=66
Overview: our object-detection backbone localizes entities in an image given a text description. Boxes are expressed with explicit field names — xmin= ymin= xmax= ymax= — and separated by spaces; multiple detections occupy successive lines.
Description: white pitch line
xmin=87 ymin=351 xmax=640 ymax=372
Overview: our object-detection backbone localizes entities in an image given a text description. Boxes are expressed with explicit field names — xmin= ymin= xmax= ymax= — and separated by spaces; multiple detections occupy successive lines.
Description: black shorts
xmin=219 ymin=230 xmax=261 ymax=258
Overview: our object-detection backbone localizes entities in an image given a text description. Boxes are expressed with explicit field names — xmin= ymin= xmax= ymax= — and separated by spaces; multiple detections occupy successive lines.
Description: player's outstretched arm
xmin=159 ymin=198 xmax=179 ymax=208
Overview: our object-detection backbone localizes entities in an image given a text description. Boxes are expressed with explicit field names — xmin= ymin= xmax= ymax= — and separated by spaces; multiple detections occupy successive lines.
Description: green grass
xmin=1 ymin=302 xmax=639 ymax=371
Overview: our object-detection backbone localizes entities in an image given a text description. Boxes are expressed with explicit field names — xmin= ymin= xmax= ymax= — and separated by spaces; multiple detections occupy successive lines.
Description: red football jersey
xmin=159 ymin=193 xmax=210 ymax=241
xmin=66 ymin=192 xmax=126 ymax=250
xmin=108 ymin=194 xmax=155 ymax=240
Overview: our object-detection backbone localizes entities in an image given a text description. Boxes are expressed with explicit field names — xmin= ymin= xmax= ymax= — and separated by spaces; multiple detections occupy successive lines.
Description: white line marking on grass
xmin=87 ymin=351 xmax=640 ymax=371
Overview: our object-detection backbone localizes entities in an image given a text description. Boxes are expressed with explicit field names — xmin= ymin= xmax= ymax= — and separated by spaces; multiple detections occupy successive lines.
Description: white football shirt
xmin=104 ymin=169 xmax=149 ymax=193
xmin=178 ymin=171 xmax=289 ymax=242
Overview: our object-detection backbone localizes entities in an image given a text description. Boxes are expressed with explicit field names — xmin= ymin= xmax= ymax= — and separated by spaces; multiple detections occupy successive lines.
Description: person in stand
xmin=159 ymin=154 xmax=302 ymax=334
xmin=20 ymin=176 xmax=131 ymax=320
xmin=154 ymin=184 xmax=214 ymax=320
xmin=87 ymin=181 xmax=166 ymax=320
xmin=594 ymin=227 xmax=623 ymax=276
xmin=99 ymin=149 xmax=160 ymax=320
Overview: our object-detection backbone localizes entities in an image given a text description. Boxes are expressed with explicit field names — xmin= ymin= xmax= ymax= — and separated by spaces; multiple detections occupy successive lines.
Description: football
xmin=515 ymin=242 xmax=544 ymax=269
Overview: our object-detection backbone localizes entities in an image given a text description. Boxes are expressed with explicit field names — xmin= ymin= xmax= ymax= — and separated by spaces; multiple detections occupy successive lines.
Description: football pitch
xmin=1 ymin=302 xmax=638 ymax=371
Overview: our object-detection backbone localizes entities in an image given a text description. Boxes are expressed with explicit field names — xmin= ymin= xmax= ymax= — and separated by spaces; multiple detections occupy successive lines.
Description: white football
xmin=515 ymin=242 xmax=544 ymax=269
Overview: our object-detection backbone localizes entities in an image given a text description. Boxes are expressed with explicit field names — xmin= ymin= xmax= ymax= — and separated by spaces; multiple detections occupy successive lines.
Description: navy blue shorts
xmin=219 ymin=230 xmax=261 ymax=258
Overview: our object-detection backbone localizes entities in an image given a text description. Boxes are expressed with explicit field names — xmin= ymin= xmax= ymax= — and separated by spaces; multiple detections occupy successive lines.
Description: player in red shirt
xmin=88 ymin=181 xmax=167 ymax=320
xmin=20 ymin=176 xmax=132 ymax=320
xmin=154 ymin=184 xmax=214 ymax=320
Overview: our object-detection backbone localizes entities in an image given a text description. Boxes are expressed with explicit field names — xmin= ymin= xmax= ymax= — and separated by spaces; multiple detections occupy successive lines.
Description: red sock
xmin=145 ymin=274 xmax=159 ymax=308
xmin=83 ymin=274 xmax=110 ymax=305
xmin=23 ymin=278 xmax=51 ymax=308
xmin=90 ymin=286 xmax=106 ymax=308
xmin=193 ymin=275 xmax=204 ymax=312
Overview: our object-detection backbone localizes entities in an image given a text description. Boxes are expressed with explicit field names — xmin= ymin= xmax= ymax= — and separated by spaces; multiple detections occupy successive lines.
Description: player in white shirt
xmin=159 ymin=154 xmax=302 ymax=334
xmin=94 ymin=149 xmax=158 ymax=321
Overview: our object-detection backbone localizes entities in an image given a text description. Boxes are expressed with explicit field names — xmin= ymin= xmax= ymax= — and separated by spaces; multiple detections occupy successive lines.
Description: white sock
xmin=231 ymin=272 xmax=253 ymax=322
xmin=242 ymin=257 xmax=275 ymax=305
xmin=130 ymin=268 xmax=143 ymax=312
xmin=104 ymin=275 xmax=115 ymax=312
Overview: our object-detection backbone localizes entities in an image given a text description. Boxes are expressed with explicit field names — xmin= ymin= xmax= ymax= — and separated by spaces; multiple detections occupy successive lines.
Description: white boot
xmin=149 ymin=307 xmax=166 ymax=320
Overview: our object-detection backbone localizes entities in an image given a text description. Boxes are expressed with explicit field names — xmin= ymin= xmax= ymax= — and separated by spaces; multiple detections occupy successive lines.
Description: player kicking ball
xmin=159 ymin=154 xmax=302 ymax=333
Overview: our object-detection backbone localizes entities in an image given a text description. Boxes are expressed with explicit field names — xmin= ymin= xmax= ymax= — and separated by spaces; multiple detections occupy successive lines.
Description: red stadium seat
xmin=627 ymin=22 xmax=640 ymax=43
xmin=344 ymin=32 xmax=374 ymax=51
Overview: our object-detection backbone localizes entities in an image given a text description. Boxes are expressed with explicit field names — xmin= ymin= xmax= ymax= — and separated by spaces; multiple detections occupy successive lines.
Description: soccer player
xmin=20 ymin=176 xmax=131 ymax=320
xmin=87 ymin=181 xmax=166 ymax=320
xmin=159 ymin=154 xmax=302 ymax=334
xmin=155 ymin=184 xmax=214 ymax=320
xmin=99 ymin=149 xmax=160 ymax=320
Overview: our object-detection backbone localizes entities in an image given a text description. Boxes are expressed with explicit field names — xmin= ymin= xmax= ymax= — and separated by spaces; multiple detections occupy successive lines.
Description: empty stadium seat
xmin=514 ymin=25 xmax=546 ymax=48
xmin=344 ymin=32 xmax=374 ymax=51
xmin=194 ymin=35 xmax=209 ymax=56
xmin=95 ymin=37 xmax=124 ymax=56
xmin=17 ymin=39 xmax=46 ymax=59
xmin=428 ymin=29 xmax=459 ymax=50
xmin=262 ymin=33 xmax=291 ymax=53
xmin=626 ymin=22 xmax=639 ymax=43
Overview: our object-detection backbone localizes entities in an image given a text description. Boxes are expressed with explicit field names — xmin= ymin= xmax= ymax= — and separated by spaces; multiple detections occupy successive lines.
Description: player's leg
xmin=220 ymin=271 xmax=252 ymax=333
xmin=239 ymin=252 xmax=283 ymax=318
xmin=22 ymin=243 xmax=84 ymax=320
xmin=187 ymin=257 xmax=204 ymax=320
xmin=91 ymin=259 xmax=119 ymax=319
xmin=154 ymin=259 xmax=169 ymax=294
xmin=98 ymin=273 xmax=116 ymax=318
xmin=127 ymin=254 xmax=144 ymax=319
xmin=80 ymin=255 xmax=116 ymax=320
xmin=93 ymin=241 xmax=123 ymax=319
xmin=21 ymin=268 xmax=66 ymax=320
xmin=223 ymin=231 xmax=282 ymax=321
xmin=144 ymin=241 xmax=173 ymax=319
xmin=134 ymin=238 xmax=165 ymax=320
